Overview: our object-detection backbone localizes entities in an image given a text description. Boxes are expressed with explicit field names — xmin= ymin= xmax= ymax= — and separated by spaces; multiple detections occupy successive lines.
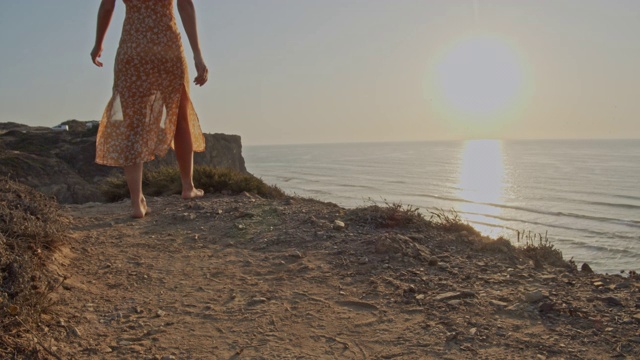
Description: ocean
xmin=244 ymin=139 xmax=640 ymax=274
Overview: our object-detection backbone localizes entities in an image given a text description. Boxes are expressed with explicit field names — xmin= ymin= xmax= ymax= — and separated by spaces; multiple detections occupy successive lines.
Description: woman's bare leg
xmin=174 ymin=88 xmax=204 ymax=199
xmin=124 ymin=162 xmax=148 ymax=218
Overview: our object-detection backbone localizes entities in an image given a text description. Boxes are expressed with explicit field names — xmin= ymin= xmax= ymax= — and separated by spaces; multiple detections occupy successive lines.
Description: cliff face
xmin=0 ymin=122 xmax=247 ymax=204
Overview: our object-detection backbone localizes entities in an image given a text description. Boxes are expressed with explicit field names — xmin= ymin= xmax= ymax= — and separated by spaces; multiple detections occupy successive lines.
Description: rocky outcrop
xmin=0 ymin=121 xmax=247 ymax=204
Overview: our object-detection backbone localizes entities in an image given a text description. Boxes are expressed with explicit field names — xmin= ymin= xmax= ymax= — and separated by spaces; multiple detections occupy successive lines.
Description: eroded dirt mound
xmin=46 ymin=194 xmax=640 ymax=359
xmin=0 ymin=177 xmax=68 ymax=359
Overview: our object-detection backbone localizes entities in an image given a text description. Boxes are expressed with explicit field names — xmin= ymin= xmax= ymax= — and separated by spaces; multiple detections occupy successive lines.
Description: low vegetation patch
xmin=347 ymin=201 xmax=430 ymax=229
xmin=101 ymin=166 xmax=286 ymax=202
xmin=427 ymin=208 xmax=478 ymax=235
xmin=517 ymin=231 xmax=575 ymax=270
xmin=0 ymin=177 xmax=68 ymax=358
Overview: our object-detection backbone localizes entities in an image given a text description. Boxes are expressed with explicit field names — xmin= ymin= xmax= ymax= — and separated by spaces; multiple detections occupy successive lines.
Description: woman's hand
xmin=91 ymin=45 xmax=104 ymax=67
xmin=194 ymin=54 xmax=208 ymax=86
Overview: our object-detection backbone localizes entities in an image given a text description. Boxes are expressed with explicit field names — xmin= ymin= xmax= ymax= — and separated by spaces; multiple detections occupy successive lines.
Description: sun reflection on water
xmin=456 ymin=139 xmax=506 ymax=236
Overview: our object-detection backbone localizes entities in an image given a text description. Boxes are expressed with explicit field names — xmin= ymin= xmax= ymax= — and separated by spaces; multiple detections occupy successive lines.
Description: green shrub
xmin=101 ymin=166 xmax=285 ymax=202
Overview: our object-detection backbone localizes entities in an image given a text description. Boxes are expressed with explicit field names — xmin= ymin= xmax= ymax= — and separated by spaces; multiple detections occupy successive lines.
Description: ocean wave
xmin=412 ymin=193 xmax=640 ymax=229
xmin=455 ymin=210 xmax=639 ymax=240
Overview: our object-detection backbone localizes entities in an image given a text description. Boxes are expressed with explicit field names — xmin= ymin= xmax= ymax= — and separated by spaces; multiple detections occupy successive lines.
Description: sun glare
xmin=434 ymin=35 xmax=525 ymax=118
xmin=457 ymin=139 xmax=506 ymax=237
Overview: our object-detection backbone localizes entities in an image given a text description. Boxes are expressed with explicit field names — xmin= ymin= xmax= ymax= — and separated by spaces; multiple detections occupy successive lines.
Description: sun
xmin=434 ymin=35 xmax=524 ymax=118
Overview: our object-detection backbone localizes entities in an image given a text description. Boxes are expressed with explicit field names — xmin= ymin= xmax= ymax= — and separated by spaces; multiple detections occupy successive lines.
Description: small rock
xmin=333 ymin=220 xmax=346 ymax=231
xmin=447 ymin=300 xmax=462 ymax=306
xmin=593 ymin=281 xmax=605 ymax=288
xmin=156 ymin=310 xmax=166 ymax=317
xmin=538 ymin=301 xmax=555 ymax=313
xmin=434 ymin=291 xmax=475 ymax=302
xmin=581 ymin=263 xmax=594 ymax=273
xmin=415 ymin=294 xmax=425 ymax=300
xmin=489 ymin=300 xmax=508 ymax=308
xmin=358 ymin=257 xmax=369 ymax=265
xmin=525 ymin=290 xmax=544 ymax=303
xmin=631 ymin=313 xmax=640 ymax=322
xmin=469 ymin=328 xmax=477 ymax=336
xmin=427 ymin=257 xmax=438 ymax=267
xmin=234 ymin=223 xmax=246 ymax=230
xmin=68 ymin=326 xmax=81 ymax=337
xmin=445 ymin=332 xmax=459 ymax=342
xmin=178 ymin=212 xmax=196 ymax=220
xmin=247 ymin=297 xmax=268 ymax=306
xmin=601 ymin=296 xmax=623 ymax=307
xmin=188 ymin=202 xmax=205 ymax=210
xmin=615 ymin=281 xmax=631 ymax=289
xmin=240 ymin=191 xmax=255 ymax=201
xmin=161 ymin=356 xmax=176 ymax=360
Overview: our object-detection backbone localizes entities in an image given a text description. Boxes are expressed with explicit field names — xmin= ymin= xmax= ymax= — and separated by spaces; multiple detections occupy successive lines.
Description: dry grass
xmin=347 ymin=201 xmax=430 ymax=229
xmin=517 ymin=231 xmax=574 ymax=270
xmin=428 ymin=208 xmax=479 ymax=235
xmin=101 ymin=166 xmax=286 ymax=202
xmin=0 ymin=177 xmax=68 ymax=358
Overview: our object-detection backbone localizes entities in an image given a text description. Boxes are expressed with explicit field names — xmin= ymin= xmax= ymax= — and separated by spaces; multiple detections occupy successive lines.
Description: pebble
xmin=161 ymin=356 xmax=176 ymax=360
xmin=178 ymin=212 xmax=196 ymax=220
xmin=601 ymin=296 xmax=623 ymax=307
xmin=333 ymin=220 xmax=346 ymax=230
xmin=632 ymin=313 xmax=640 ymax=322
xmin=489 ymin=300 xmax=508 ymax=308
xmin=581 ymin=263 xmax=594 ymax=273
xmin=188 ymin=202 xmax=205 ymax=210
xmin=427 ymin=257 xmax=438 ymax=267
xmin=68 ymin=326 xmax=81 ymax=337
xmin=358 ymin=257 xmax=369 ymax=265
xmin=234 ymin=223 xmax=246 ymax=230
xmin=434 ymin=291 xmax=475 ymax=302
xmin=525 ymin=290 xmax=544 ymax=303
xmin=247 ymin=297 xmax=268 ymax=306
xmin=156 ymin=310 xmax=166 ymax=317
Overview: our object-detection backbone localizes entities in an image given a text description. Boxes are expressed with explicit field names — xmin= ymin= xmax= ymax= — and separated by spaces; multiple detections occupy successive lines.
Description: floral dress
xmin=96 ymin=0 xmax=205 ymax=166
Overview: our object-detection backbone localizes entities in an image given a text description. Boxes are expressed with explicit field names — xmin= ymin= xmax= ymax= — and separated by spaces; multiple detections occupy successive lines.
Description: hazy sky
xmin=1 ymin=1 xmax=639 ymax=145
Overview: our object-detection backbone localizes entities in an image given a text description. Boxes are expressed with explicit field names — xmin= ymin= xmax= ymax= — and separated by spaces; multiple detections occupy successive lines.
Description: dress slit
xmin=95 ymin=0 xmax=206 ymax=167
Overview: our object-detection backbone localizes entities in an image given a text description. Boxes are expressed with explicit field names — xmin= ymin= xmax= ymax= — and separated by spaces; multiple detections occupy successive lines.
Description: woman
xmin=91 ymin=0 xmax=208 ymax=218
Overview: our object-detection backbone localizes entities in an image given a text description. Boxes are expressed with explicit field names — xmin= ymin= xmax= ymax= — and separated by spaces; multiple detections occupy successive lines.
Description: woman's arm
xmin=177 ymin=0 xmax=208 ymax=86
xmin=91 ymin=0 xmax=116 ymax=67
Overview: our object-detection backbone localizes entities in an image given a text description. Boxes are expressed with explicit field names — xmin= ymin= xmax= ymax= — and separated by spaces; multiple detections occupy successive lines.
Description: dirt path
xmin=48 ymin=194 xmax=640 ymax=359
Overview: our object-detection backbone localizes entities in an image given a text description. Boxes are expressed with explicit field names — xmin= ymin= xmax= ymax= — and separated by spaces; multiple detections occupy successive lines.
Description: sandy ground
xmin=44 ymin=193 xmax=640 ymax=359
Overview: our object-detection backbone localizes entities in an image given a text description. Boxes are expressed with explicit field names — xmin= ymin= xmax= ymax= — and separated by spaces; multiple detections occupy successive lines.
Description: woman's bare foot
xmin=131 ymin=196 xmax=149 ymax=218
xmin=182 ymin=188 xmax=205 ymax=200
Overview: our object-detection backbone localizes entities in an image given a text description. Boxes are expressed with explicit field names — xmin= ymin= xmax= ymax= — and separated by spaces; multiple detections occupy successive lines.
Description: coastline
xmin=244 ymin=139 xmax=640 ymax=274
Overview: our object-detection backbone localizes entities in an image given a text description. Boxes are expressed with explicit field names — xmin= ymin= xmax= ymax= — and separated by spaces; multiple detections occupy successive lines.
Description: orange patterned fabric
xmin=96 ymin=0 xmax=205 ymax=167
